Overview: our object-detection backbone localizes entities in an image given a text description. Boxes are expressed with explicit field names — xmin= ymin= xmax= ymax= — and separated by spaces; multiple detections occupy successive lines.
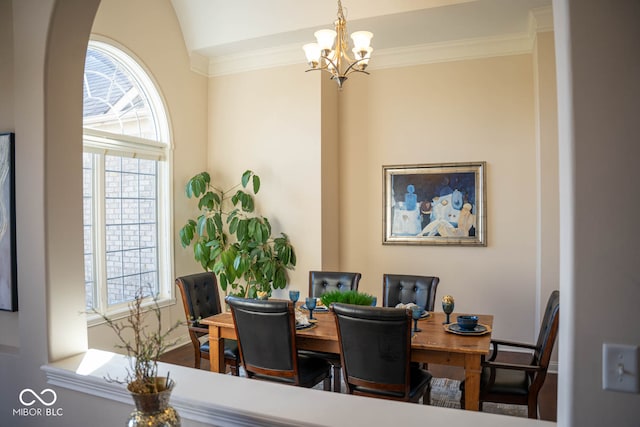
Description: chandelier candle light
xmin=302 ymin=0 xmax=373 ymax=89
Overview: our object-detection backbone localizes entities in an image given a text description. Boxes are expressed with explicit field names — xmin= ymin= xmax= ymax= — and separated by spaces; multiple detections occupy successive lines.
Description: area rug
xmin=430 ymin=377 xmax=528 ymax=417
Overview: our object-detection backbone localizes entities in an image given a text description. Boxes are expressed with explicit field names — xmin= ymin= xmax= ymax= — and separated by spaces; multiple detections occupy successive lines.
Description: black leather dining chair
xmin=308 ymin=270 xmax=362 ymax=298
xmin=460 ymin=290 xmax=560 ymax=418
xmin=306 ymin=270 xmax=362 ymax=392
xmin=175 ymin=273 xmax=239 ymax=374
xmin=382 ymin=274 xmax=440 ymax=311
xmin=226 ymin=296 xmax=332 ymax=389
xmin=332 ymin=303 xmax=432 ymax=404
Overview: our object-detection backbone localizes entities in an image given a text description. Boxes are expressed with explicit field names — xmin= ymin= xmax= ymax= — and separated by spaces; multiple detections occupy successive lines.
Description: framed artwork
xmin=0 ymin=132 xmax=17 ymax=311
xmin=383 ymin=162 xmax=486 ymax=246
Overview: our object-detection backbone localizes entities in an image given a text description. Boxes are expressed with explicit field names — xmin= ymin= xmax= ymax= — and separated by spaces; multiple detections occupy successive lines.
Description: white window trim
xmin=84 ymin=37 xmax=176 ymax=324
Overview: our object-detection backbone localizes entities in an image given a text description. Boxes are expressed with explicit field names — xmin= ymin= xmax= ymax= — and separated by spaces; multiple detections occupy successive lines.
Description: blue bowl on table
xmin=456 ymin=315 xmax=479 ymax=331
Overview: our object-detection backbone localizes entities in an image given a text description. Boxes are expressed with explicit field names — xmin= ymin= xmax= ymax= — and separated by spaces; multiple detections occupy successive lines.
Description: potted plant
xmin=94 ymin=289 xmax=182 ymax=426
xmin=179 ymin=170 xmax=296 ymax=299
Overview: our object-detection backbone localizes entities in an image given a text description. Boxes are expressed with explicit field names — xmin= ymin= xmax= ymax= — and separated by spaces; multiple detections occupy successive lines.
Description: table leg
xmin=463 ymin=354 xmax=482 ymax=411
xmin=208 ymin=325 xmax=225 ymax=373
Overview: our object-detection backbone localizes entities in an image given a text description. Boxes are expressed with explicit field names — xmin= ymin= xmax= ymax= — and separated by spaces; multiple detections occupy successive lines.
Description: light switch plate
xmin=603 ymin=343 xmax=639 ymax=393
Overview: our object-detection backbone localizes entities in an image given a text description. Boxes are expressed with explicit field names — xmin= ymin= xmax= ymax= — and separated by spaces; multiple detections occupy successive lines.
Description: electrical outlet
xmin=603 ymin=343 xmax=639 ymax=393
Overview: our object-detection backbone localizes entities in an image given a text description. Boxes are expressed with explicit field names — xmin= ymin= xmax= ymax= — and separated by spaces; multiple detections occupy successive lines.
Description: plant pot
xmin=127 ymin=377 xmax=181 ymax=427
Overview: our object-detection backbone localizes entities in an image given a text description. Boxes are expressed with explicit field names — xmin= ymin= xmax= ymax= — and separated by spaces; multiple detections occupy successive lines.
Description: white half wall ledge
xmin=43 ymin=349 xmax=557 ymax=427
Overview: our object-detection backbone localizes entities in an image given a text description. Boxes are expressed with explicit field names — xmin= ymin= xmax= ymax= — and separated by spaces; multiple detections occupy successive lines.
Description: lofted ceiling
xmin=169 ymin=0 xmax=552 ymax=76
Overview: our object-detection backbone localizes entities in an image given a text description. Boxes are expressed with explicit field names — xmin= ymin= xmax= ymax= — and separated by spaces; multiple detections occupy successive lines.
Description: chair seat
xmin=352 ymin=366 xmax=432 ymax=400
xmin=460 ymin=366 xmax=531 ymax=396
xmin=253 ymin=354 xmax=332 ymax=388
xmin=201 ymin=338 xmax=239 ymax=360
xmin=481 ymin=366 xmax=531 ymax=396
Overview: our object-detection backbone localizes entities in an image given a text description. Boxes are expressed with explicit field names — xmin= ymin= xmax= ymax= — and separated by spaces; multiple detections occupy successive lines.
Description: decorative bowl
xmin=456 ymin=315 xmax=479 ymax=330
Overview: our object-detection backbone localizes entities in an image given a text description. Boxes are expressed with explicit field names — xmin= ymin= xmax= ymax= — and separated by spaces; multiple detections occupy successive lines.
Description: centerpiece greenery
xmin=320 ymin=290 xmax=375 ymax=308
xmin=179 ymin=170 xmax=296 ymax=299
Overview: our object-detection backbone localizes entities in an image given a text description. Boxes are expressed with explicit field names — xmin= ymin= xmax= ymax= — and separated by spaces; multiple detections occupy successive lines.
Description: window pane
xmin=83 ymin=46 xmax=158 ymax=140
xmin=103 ymin=155 xmax=159 ymax=306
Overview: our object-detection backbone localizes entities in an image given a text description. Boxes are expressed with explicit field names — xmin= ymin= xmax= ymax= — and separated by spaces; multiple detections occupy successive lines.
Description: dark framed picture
xmin=0 ymin=132 xmax=17 ymax=311
xmin=383 ymin=162 xmax=486 ymax=246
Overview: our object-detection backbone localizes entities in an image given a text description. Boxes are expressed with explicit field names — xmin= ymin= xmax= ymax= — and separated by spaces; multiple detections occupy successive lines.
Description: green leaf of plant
xmin=205 ymin=217 xmax=215 ymax=238
xmin=255 ymin=223 xmax=263 ymax=243
xmin=233 ymin=254 xmax=242 ymax=271
xmin=178 ymin=223 xmax=194 ymax=247
xmin=252 ymin=175 xmax=260 ymax=194
xmin=229 ymin=216 xmax=239 ymax=234
xmin=260 ymin=223 xmax=270 ymax=244
xmin=244 ymin=194 xmax=254 ymax=212
xmin=214 ymin=213 xmax=223 ymax=232
xmin=194 ymin=241 xmax=209 ymax=269
xmin=197 ymin=215 xmax=207 ymax=237
xmin=211 ymin=191 xmax=221 ymax=205
xmin=274 ymin=267 xmax=286 ymax=289
xmin=241 ymin=170 xmax=252 ymax=188
xmin=237 ymin=219 xmax=247 ymax=241
xmin=219 ymin=273 xmax=228 ymax=291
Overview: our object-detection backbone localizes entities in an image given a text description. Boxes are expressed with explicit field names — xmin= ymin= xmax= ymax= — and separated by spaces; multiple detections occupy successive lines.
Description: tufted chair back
xmin=382 ymin=274 xmax=440 ymax=311
xmin=176 ymin=272 xmax=239 ymax=373
xmin=309 ymin=271 xmax=362 ymax=298
xmin=226 ymin=296 xmax=332 ymax=389
xmin=176 ymin=272 xmax=222 ymax=327
xmin=332 ymin=303 xmax=432 ymax=403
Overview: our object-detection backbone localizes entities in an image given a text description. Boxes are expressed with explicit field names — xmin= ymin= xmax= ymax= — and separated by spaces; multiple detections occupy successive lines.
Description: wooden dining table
xmin=201 ymin=308 xmax=493 ymax=411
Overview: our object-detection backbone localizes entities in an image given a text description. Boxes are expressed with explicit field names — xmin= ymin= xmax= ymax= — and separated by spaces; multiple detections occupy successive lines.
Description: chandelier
xmin=302 ymin=0 xmax=373 ymax=89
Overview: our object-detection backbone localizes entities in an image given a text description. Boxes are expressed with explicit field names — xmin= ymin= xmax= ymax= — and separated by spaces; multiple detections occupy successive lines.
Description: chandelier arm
xmin=320 ymin=55 xmax=340 ymax=73
xmin=342 ymin=57 xmax=372 ymax=76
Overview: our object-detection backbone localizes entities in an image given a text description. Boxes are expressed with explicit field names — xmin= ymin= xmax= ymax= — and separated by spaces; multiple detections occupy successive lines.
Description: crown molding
xmin=529 ymin=6 xmax=554 ymax=34
xmin=189 ymin=51 xmax=210 ymax=76
xmin=373 ymin=33 xmax=533 ymax=70
xmin=199 ymin=16 xmax=555 ymax=78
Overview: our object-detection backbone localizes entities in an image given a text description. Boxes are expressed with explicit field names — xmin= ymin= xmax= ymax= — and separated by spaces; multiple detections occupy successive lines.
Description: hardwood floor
xmin=160 ymin=344 xmax=557 ymax=422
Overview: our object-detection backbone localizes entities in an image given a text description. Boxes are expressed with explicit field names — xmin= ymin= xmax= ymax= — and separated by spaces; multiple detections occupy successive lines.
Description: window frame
xmin=83 ymin=38 xmax=175 ymax=325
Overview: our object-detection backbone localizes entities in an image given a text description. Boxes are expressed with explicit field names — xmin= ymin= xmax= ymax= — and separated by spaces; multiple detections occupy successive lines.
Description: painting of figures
xmin=383 ymin=162 xmax=486 ymax=246
xmin=0 ymin=133 xmax=17 ymax=311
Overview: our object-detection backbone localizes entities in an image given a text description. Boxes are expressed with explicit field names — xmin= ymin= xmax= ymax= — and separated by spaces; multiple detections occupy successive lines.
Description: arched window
xmin=83 ymin=40 xmax=172 ymax=314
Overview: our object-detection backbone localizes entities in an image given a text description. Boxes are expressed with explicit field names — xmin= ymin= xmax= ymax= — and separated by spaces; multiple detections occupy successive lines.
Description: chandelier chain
xmin=337 ymin=0 xmax=345 ymax=21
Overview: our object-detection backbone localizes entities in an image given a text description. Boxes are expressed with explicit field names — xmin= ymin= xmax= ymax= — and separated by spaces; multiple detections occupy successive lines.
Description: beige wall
xmin=534 ymin=31 xmax=559 ymax=335
xmin=339 ymin=54 xmax=539 ymax=342
xmin=86 ymin=0 xmax=209 ymax=350
xmin=207 ymin=65 xmax=325 ymax=297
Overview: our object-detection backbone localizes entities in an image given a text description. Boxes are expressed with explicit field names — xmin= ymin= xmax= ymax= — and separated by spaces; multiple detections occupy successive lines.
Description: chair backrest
xmin=226 ymin=296 xmax=298 ymax=381
xmin=333 ymin=303 xmax=412 ymax=398
xmin=309 ymin=271 xmax=362 ymax=298
xmin=176 ymin=272 xmax=222 ymax=326
xmin=533 ymin=290 xmax=560 ymax=370
xmin=382 ymin=274 xmax=440 ymax=311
